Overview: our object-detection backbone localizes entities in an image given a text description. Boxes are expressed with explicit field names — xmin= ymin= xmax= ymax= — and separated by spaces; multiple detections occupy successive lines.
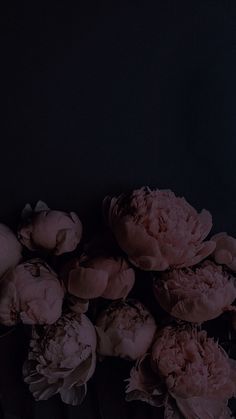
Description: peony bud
xmin=18 ymin=201 xmax=82 ymax=255
xmin=95 ymin=299 xmax=156 ymax=360
xmin=62 ymin=254 xmax=135 ymax=306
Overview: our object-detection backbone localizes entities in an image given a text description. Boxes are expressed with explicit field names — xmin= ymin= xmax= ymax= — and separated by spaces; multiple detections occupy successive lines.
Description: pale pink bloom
xmin=23 ymin=313 xmax=97 ymax=405
xmin=153 ymin=260 xmax=236 ymax=323
xmin=63 ymin=254 xmax=135 ymax=304
xmin=18 ymin=201 xmax=82 ymax=255
xmin=95 ymin=299 xmax=156 ymax=360
xmin=0 ymin=259 xmax=64 ymax=326
xmin=126 ymin=325 xmax=236 ymax=418
xmin=103 ymin=187 xmax=215 ymax=271
xmin=0 ymin=224 xmax=22 ymax=278
xmin=211 ymin=232 xmax=236 ymax=272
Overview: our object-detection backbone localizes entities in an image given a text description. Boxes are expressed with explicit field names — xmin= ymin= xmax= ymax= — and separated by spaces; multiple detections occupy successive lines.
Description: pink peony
xmin=95 ymin=299 xmax=156 ymax=360
xmin=23 ymin=312 xmax=97 ymax=405
xmin=103 ymin=187 xmax=215 ymax=271
xmin=126 ymin=324 xmax=236 ymax=418
xmin=211 ymin=232 xmax=236 ymax=272
xmin=62 ymin=254 xmax=135 ymax=303
xmin=18 ymin=201 xmax=82 ymax=255
xmin=0 ymin=259 xmax=64 ymax=326
xmin=153 ymin=260 xmax=236 ymax=323
xmin=0 ymin=223 xmax=22 ymax=278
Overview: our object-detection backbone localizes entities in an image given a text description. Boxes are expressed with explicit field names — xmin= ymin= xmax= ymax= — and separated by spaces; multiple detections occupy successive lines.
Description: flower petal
xmin=101 ymin=268 xmax=135 ymax=299
xmin=60 ymin=384 xmax=87 ymax=406
xmin=68 ymin=267 xmax=108 ymax=299
xmin=113 ymin=218 xmax=168 ymax=271
xmin=174 ymin=396 xmax=232 ymax=419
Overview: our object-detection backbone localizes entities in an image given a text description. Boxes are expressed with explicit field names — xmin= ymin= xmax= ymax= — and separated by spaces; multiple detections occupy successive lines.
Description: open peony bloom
xmin=153 ymin=260 xmax=236 ymax=323
xmin=23 ymin=312 xmax=97 ymax=405
xmin=0 ymin=223 xmax=22 ymax=278
xmin=126 ymin=324 xmax=236 ymax=418
xmin=62 ymin=254 xmax=135 ymax=307
xmin=103 ymin=187 xmax=215 ymax=271
xmin=18 ymin=200 xmax=82 ymax=255
xmin=95 ymin=299 xmax=157 ymax=360
xmin=211 ymin=232 xmax=236 ymax=272
xmin=0 ymin=259 xmax=64 ymax=326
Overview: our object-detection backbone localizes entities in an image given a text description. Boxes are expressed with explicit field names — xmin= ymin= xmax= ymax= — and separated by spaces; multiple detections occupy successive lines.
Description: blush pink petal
xmin=101 ymin=268 xmax=135 ymax=299
xmin=211 ymin=232 xmax=236 ymax=271
xmin=68 ymin=267 xmax=109 ymax=299
xmin=174 ymin=396 xmax=232 ymax=419
xmin=125 ymin=354 xmax=165 ymax=407
xmin=215 ymin=249 xmax=233 ymax=265
xmin=198 ymin=210 xmax=213 ymax=240
xmin=55 ymin=226 xmax=81 ymax=255
xmin=113 ymin=218 xmax=169 ymax=271
xmin=177 ymin=241 xmax=216 ymax=268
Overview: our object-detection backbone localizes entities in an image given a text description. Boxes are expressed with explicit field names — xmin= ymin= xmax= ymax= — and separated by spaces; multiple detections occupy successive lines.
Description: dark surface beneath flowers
xmin=3 ymin=0 xmax=236 ymax=417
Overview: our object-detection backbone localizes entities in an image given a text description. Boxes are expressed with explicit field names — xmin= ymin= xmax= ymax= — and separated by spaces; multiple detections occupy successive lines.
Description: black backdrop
xmin=2 ymin=1 xmax=236 ymax=418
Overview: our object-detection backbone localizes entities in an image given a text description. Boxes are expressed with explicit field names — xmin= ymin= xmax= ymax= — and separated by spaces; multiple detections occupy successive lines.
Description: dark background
xmin=2 ymin=1 xmax=236 ymax=418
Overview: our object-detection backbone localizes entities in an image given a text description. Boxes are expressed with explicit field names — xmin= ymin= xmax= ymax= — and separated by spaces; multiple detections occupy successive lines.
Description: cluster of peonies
xmin=0 ymin=188 xmax=236 ymax=417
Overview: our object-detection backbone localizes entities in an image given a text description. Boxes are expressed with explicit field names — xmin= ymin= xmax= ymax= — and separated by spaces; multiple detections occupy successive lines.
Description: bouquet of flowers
xmin=0 ymin=186 xmax=236 ymax=418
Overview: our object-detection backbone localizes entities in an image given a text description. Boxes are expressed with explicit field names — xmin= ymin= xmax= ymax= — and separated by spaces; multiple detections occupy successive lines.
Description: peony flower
xmin=95 ymin=299 xmax=157 ymax=360
xmin=18 ymin=200 xmax=82 ymax=255
xmin=0 ymin=223 xmax=22 ymax=278
xmin=0 ymin=259 xmax=64 ymax=326
xmin=153 ymin=260 xmax=236 ymax=323
xmin=62 ymin=254 xmax=135 ymax=305
xmin=211 ymin=232 xmax=236 ymax=272
xmin=23 ymin=312 xmax=97 ymax=405
xmin=103 ymin=187 xmax=215 ymax=271
xmin=126 ymin=324 xmax=236 ymax=418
